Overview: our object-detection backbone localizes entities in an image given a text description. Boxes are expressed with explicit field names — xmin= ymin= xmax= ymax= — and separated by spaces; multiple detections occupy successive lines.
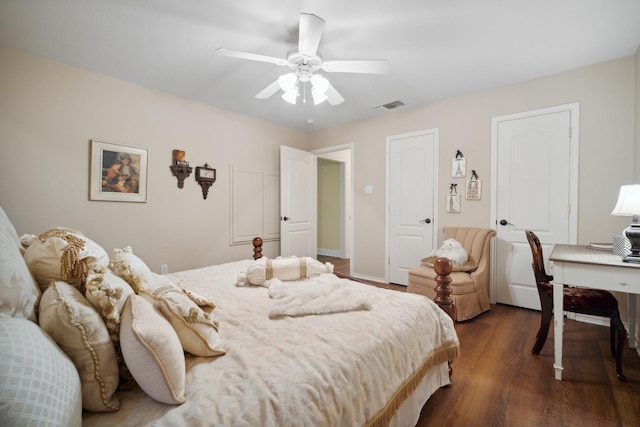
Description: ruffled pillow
xmin=110 ymin=246 xmax=154 ymax=292
xmin=85 ymin=266 xmax=137 ymax=389
xmin=85 ymin=267 xmax=134 ymax=341
xmin=150 ymin=273 xmax=217 ymax=307
xmin=23 ymin=227 xmax=109 ymax=293
xmin=239 ymin=256 xmax=334 ymax=287
xmin=120 ymin=294 xmax=186 ymax=405
xmin=140 ymin=283 xmax=225 ymax=357
xmin=39 ymin=281 xmax=120 ymax=412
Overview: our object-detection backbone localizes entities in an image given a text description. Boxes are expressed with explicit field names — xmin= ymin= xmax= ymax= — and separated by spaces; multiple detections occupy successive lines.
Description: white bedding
xmin=82 ymin=259 xmax=459 ymax=427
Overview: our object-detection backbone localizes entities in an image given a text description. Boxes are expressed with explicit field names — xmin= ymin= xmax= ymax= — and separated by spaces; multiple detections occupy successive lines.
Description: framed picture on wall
xmin=447 ymin=194 xmax=461 ymax=213
xmin=466 ymin=179 xmax=482 ymax=200
xmin=451 ymin=158 xmax=466 ymax=178
xmin=90 ymin=139 xmax=148 ymax=202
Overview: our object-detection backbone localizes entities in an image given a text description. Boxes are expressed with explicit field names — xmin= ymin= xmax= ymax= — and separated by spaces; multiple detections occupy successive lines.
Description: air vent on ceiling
xmin=375 ymin=100 xmax=405 ymax=111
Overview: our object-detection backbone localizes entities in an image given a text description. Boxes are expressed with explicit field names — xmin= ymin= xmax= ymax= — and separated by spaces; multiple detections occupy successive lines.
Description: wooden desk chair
xmin=525 ymin=230 xmax=627 ymax=381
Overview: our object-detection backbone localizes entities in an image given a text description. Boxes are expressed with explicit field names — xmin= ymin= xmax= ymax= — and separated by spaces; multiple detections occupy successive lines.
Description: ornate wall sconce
xmin=170 ymin=149 xmax=192 ymax=189
xmin=195 ymin=163 xmax=216 ymax=199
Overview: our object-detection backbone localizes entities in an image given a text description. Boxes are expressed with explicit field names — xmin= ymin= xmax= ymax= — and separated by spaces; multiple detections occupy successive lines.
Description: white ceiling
xmin=1 ymin=0 xmax=639 ymax=132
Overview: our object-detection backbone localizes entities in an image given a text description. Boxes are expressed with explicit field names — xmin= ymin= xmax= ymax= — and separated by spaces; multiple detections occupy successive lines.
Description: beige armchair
xmin=408 ymin=227 xmax=496 ymax=321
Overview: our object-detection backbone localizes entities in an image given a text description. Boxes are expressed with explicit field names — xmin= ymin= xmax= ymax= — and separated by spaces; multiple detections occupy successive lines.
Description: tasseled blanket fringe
xmin=364 ymin=343 xmax=461 ymax=427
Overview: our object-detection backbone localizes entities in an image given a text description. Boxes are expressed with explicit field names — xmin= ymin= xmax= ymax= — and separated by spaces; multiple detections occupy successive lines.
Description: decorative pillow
xmin=23 ymin=227 xmax=109 ymax=293
xmin=148 ymin=273 xmax=216 ymax=307
xmin=140 ymin=286 xmax=226 ymax=357
xmin=110 ymin=246 xmax=154 ymax=293
xmin=120 ymin=294 xmax=186 ymax=405
xmin=0 ymin=206 xmax=40 ymax=321
xmin=39 ymin=281 xmax=120 ymax=412
xmin=182 ymin=287 xmax=216 ymax=308
xmin=85 ymin=266 xmax=134 ymax=341
xmin=0 ymin=317 xmax=82 ymax=426
xmin=241 ymin=256 xmax=334 ymax=287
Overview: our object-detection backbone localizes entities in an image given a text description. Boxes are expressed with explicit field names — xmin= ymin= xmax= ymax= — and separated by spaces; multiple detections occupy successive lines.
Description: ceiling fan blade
xmin=298 ymin=13 xmax=325 ymax=57
xmin=255 ymin=79 xmax=281 ymax=99
xmin=322 ymin=60 xmax=391 ymax=74
xmin=325 ymin=82 xmax=345 ymax=106
xmin=216 ymin=48 xmax=289 ymax=66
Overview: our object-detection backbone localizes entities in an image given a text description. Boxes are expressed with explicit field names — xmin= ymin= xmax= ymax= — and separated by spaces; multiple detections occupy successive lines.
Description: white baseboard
xmin=317 ymin=248 xmax=342 ymax=258
xmin=571 ymin=313 xmax=640 ymax=358
xmin=351 ymin=272 xmax=387 ymax=284
xmin=570 ymin=312 xmax=609 ymax=327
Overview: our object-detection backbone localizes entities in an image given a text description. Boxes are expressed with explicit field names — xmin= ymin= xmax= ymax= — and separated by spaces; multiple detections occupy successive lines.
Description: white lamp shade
xmin=611 ymin=184 xmax=640 ymax=217
xmin=281 ymin=90 xmax=297 ymax=104
xmin=311 ymin=88 xmax=328 ymax=105
xmin=310 ymin=74 xmax=329 ymax=93
xmin=278 ymin=73 xmax=297 ymax=93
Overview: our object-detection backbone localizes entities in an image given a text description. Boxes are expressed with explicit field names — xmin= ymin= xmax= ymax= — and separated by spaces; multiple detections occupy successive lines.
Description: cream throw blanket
xmin=268 ymin=274 xmax=371 ymax=318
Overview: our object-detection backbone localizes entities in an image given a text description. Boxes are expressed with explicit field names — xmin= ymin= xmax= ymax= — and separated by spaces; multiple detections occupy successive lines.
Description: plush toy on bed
xmin=430 ymin=238 xmax=468 ymax=266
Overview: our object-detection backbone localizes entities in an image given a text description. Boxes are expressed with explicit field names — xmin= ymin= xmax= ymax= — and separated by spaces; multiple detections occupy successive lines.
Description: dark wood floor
xmin=319 ymin=256 xmax=640 ymax=427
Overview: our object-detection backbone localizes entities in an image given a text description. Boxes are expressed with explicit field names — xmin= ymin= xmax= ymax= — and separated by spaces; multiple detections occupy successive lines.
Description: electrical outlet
xmin=160 ymin=264 xmax=168 ymax=275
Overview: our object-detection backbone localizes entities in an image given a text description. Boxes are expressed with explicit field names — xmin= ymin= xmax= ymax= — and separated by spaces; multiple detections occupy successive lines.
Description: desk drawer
xmin=553 ymin=262 xmax=640 ymax=294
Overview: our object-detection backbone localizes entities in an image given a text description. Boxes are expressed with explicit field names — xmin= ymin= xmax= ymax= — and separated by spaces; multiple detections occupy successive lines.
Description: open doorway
xmin=314 ymin=145 xmax=353 ymax=273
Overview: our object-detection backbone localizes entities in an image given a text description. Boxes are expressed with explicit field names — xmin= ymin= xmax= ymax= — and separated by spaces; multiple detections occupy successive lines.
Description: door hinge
xmin=568 ymin=127 xmax=572 ymax=138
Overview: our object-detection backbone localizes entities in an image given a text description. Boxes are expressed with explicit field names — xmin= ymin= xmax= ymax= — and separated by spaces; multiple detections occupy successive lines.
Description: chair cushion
xmin=420 ymin=256 xmax=477 ymax=272
xmin=544 ymin=286 xmax=619 ymax=310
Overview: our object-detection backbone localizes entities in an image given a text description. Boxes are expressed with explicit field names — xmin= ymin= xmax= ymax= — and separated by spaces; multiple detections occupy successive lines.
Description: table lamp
xmin=611 ymin=184 xmax=640 ymax=263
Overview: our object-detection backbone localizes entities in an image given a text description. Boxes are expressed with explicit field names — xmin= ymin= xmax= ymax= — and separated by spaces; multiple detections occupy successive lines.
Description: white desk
xmin=549 ymin=244 xmax=640 ymax=380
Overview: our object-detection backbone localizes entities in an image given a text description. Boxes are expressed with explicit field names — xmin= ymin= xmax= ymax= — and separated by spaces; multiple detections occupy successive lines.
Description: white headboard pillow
xmin=0 ymin=317 xmax=82 ymax=426
xmin=0 ymin=206 xmax=41 ymax=321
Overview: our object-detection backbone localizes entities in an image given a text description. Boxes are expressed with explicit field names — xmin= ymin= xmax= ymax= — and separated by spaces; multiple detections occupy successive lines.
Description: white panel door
xmin=388 ymin=130 xmax=437 ymax=285
xmin=280 ymin=145 xmax=317 ymax=258
xmin=494 ymin=105 xmax=577 ymax=309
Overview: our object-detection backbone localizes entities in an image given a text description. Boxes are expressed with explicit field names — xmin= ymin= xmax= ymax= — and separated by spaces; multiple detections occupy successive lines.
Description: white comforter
xmin=83 ymin=260 xmax=459 ymax=427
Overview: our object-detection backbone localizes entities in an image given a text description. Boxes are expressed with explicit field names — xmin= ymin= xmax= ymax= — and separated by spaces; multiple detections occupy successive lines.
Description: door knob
xmin=419 ymin=218 xmax=432 ymax=224
xmin=281 ymin=216 xmax=290 ymax=221
xmin=499 ymin=219 xmax=515 ymax=226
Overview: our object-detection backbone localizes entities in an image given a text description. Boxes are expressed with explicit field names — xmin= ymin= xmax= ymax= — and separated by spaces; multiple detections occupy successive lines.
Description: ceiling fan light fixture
xmin=312 ymin=89 xmax=328 ymax=105
xmin=218 ymin=13 xmax=386 ymax=108
xmin=310 ymin=74 xmax=329 ymax=94
xmin=278 ymin=73 xmax=297 ymax=92
xmin=282 ymin=89 xmax=298 ymax=104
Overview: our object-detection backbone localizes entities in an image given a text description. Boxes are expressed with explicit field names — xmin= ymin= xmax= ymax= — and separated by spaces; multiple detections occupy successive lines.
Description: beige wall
xmin=1 ymin=46 xmax=638 ymax=282
xmin=309 ymin=56 xmax=636 ymax=280
xmin=0 ymin=47 xmax=308 ymax=273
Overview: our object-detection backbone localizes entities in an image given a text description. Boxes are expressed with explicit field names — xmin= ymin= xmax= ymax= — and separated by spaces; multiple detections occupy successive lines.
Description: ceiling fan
xmin=215 ymin=13 xmax=391 ymax=106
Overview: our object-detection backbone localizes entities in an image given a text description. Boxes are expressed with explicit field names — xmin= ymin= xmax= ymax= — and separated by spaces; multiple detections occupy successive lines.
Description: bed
xmin=0 ymin=206 xmax=459 ymax=427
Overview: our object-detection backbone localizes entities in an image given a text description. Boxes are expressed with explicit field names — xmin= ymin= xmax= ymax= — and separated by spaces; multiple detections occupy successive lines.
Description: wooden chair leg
xmin=532 ymin=297 xmax=553 ymax=355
